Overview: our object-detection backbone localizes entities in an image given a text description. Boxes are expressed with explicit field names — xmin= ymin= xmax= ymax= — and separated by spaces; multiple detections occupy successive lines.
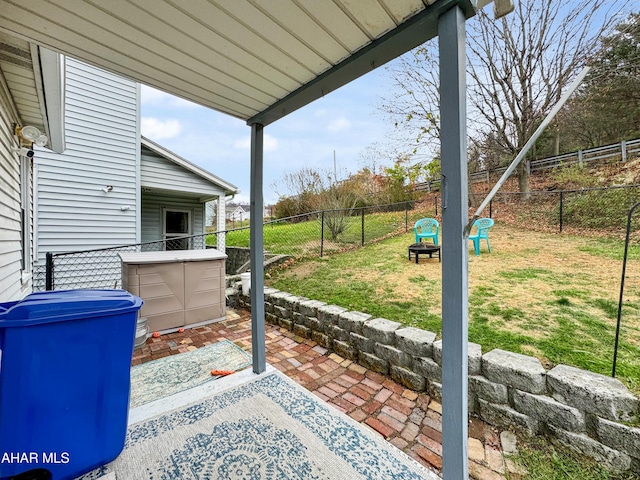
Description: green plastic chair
xmin=414 ymin=218 xmax=439 ymax=245
xmin=468 ymin=218 xmax=494 ymax=255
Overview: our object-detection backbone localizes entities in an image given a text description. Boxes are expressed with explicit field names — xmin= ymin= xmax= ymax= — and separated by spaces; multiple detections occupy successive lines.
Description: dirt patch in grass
xmin=277 ymin=259 xmax=320 ymax=279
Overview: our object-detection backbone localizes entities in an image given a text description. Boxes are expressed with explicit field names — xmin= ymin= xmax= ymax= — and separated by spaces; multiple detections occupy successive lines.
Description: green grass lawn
xmin=266 ymin=223 xmax=640 ymax=395
xmin=209 ymin=207 xmax=434 ymax=256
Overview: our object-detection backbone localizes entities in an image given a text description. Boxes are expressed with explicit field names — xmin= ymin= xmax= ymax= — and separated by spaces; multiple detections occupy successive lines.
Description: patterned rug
xmin=129 ymin=340 xmax=251 ymax=408
xmin=82 ymin=370 xmax=439 ymax=480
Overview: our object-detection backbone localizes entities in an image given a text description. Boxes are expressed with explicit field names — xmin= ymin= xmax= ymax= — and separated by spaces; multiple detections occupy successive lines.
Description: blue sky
xmin=141 ymin=64 xmax=399 ymax=205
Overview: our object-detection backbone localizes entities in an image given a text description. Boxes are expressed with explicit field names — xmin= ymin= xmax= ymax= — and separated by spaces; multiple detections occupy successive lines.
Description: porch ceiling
xmin=0 ymin=0 xmax=475 ymax=126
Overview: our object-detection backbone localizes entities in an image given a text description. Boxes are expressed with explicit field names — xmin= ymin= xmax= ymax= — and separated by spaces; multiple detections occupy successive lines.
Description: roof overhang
xmin=0 ymin=32 xmax=65 ymax=153
xmin=0 ymin=0 xmax=477 ymax=127
xmin=248 ymin=0 xmax=476 ymax=126
xmin=141 ymin=136 xmax=239 ymax=197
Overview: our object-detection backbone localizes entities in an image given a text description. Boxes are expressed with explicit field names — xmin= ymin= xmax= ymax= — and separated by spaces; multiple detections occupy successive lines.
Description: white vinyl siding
xmin=33 ymin=58 xmax=139 ymax=262
xmin=0 ymin=78 xmax=31 ymax=301
xmin=141 ymin=193 xmax=205 ymax=246
xmin=140 ymin=148 xmax=225 ymax=198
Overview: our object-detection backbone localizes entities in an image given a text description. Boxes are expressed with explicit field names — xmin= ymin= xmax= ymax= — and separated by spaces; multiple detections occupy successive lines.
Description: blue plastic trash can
xmin=0 ymin=289 xmax=143 ymax=480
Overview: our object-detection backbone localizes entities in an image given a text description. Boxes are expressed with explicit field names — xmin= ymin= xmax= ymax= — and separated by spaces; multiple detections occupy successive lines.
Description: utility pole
xmin=333 ymin=150 xmax=337 ymax=185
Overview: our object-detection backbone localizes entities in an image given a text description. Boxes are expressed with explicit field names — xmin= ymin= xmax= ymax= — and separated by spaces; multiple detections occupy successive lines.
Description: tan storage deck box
xmin=119 ymin=250 xmax=227 ymax=333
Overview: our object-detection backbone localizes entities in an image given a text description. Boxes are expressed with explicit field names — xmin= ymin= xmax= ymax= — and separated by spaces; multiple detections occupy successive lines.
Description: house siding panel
xmin=140 ymin=149 xmax=224 ymax=197
xmin=141 ymin=193 xmax=205 ymax=246
xmin=33 ymin=58 xmax=139 ymax=264
xmin=0 ymin=74 xmax=31 ymax=301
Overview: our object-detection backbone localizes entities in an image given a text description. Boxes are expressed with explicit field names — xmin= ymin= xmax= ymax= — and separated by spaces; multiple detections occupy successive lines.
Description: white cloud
xmin=141 ymin=117 xmax=182 ymax=140
xmin=327 ymin=116 xmax=351 ymax=134
xmin=234 ymin=134 xmax=279 ymax=152
xmin=141 ymin=85 xmax=199 ymax=108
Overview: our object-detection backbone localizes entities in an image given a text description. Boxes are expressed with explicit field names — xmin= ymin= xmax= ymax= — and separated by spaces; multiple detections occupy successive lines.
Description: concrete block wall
xmin=231 ymin=287 xmax=640 ymax=473
xmin=224 ymin=247 xmax=251 ymax=274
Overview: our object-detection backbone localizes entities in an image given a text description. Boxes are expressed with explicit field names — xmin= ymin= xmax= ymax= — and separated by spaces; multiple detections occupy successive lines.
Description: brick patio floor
xmin=132 ymin=309 xmax=522 ymax=480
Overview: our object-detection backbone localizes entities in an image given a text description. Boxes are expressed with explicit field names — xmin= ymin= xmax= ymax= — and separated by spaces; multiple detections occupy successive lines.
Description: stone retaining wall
xmin=223 ymin=247 xmax=290 ymax=275
xmin=224 ymin=247 xmax=251 ymax=274
xmin=230 ymin=286 xmax=640 ymax=473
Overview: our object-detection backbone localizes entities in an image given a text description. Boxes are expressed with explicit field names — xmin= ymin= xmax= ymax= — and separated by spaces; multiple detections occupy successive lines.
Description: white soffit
xmin=0 ymin=0 xmax=475 ymax=126
xmin=0 ymin=31 xmax=47 ymax=133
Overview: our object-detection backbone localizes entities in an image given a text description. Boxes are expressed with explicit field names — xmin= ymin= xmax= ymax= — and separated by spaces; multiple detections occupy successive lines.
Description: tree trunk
xmin=468 ymin=169 xmax=478 ymax=208
xmin=517 ymin=160 xmax=531 ymax=200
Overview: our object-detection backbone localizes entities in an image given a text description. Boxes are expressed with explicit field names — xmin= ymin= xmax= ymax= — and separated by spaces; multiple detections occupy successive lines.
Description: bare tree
xmin=467 ymin=1 xmax=624 ymax=196
xmin=383 ymin=0 xmax=626 ymax=197
xmin=382 ymin=46 xmax=441 ymax=154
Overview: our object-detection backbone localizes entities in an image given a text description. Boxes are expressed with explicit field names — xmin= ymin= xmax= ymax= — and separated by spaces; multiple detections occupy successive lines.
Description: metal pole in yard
xmin=435 ymin=195 xmax=438 ymax=217
xmin=613 ymin=201 xmax=640 ymax=377
xmin=320 ymin=211 xmax=325 ymax=257
xmin=489 ymin=200 xmax=492 ymax=219
xmin=559 ymin=191 xmax=564 ymax=233
xmin=45 ymin=252 xmax=54 ymax=291
xmin=405 ymin=202 xmax=409 ymax=232
xmin=361 ymin=207 xmax=365 ymax=246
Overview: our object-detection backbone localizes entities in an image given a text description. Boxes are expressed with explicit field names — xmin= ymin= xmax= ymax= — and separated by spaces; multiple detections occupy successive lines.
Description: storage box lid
xmin=119 ymin=249 xmax=227 ymax=264
xmin=0 ymin=289 xmax=143 ymax=327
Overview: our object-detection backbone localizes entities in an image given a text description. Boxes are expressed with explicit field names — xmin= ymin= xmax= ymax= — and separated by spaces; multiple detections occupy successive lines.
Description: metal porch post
xmin=439 ymin=6 xmax=469 ymax=480
xmin=250 ymin=123 xmax=266 ymax=374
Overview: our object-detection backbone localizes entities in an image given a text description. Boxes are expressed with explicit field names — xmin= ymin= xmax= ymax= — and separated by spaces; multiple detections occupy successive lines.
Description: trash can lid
xmin=0 ymin=289 xmax=143 ymax=327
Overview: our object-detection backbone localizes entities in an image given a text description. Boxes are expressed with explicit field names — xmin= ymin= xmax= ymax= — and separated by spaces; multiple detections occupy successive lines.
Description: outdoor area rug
xmin=81 ymin=370 xmax=439 ymax=480
xmin=129 ymin=340 xmax=251 ymax=408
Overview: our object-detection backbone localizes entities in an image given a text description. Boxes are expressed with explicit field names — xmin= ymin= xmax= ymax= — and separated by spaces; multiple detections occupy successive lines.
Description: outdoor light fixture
xmin=14 ymin=124 xmax=48 ymax=148
xmin=102 ymin=185 xmax=114 ymax=193
xmin=11 ymin=146 xmax=35 ymax=158
xmin=475 ymin=0 xmax=514 ymax=18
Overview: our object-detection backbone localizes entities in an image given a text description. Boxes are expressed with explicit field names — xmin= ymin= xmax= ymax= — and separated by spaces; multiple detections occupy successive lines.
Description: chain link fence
xmin=34 ymin=234 xmax=215 ymax=292
xmin=38 ymin=188 xmax=640 ymax=291
xmin=468 ymin=184 xmax=640 ymax=236
xmin=39 ymin=201 xmax=439 ymax=291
